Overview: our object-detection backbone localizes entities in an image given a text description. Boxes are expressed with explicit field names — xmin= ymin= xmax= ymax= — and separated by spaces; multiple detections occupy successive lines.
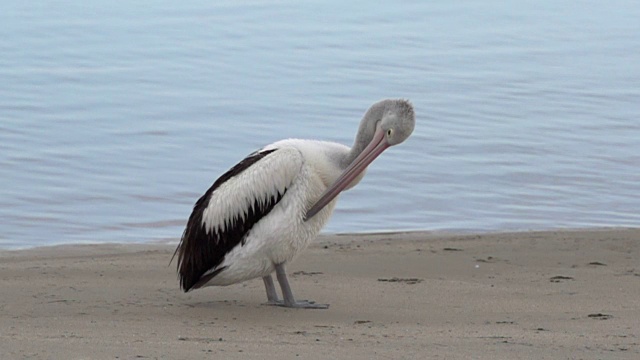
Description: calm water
xmin=1 ymin=1 xmax=639 ymax=249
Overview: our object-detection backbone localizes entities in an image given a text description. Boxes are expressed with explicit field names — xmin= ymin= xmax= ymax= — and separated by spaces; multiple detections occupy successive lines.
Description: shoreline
xmin=1 ymin=228 xmax=639 ymax=359
xmin=3 ymin=226 xmax=637 ymax=253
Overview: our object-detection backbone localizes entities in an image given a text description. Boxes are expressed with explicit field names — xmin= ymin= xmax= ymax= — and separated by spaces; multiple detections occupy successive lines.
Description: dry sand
xmin=1 ymin=229 xmax=639 ymax=359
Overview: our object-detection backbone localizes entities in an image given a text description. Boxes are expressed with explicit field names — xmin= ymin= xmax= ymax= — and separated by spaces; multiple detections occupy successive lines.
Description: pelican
xmin=173 ymin=99 xmax=415 ymax=308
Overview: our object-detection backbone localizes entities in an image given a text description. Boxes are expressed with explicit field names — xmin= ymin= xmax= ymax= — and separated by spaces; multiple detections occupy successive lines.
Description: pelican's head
xmin=378 ymin=99 xmax=415 ymax=146
xmin=305 ymin=99 xmax=415 ymax=221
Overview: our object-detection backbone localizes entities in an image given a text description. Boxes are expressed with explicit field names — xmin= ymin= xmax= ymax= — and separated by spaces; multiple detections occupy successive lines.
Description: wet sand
xmin=1 ymin=229 xmax=639 ymax=359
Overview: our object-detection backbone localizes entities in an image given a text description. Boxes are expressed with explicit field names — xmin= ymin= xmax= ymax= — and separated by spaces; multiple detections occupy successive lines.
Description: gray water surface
xmin=1 ymin=1 xmax=639 ymax=249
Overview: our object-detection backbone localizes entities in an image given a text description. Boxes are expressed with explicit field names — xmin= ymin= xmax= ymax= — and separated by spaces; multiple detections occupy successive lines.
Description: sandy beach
xmin=1 ymin=229 xmax=638 ymax=359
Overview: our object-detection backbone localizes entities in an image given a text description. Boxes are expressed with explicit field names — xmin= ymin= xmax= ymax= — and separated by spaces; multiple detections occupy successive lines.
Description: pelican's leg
xmin=274 ymin=263 xmax=329 ymax=309
xmin=262 ymin=275 xmax=280 ymax=304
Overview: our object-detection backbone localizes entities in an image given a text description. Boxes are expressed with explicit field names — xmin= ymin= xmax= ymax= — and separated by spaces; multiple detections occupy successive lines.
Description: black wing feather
xmin=172 ymin=148 xmax=286 ymax=291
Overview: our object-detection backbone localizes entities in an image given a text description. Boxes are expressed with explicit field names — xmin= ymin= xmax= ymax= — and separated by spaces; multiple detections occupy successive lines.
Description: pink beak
xmin=305 ymin=126 xmax=390 ymax=221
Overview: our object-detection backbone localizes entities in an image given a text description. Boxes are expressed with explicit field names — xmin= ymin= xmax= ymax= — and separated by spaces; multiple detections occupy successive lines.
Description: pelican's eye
xmin=387 ymin=129 xmax=393 ymax=137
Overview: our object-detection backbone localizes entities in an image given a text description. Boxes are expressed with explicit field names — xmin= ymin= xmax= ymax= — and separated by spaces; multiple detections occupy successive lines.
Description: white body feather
xmin=198 ymin=139 xmax=364 ymax=286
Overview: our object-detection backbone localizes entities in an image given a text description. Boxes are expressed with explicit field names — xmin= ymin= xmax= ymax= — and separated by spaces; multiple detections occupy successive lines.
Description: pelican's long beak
xmin=305 ymin=126 xmax=389 ymax=221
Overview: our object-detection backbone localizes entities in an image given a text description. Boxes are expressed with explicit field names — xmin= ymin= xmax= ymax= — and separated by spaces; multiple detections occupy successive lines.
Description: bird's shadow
xmin=184 ymin=299 xmax=249 ymax=309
